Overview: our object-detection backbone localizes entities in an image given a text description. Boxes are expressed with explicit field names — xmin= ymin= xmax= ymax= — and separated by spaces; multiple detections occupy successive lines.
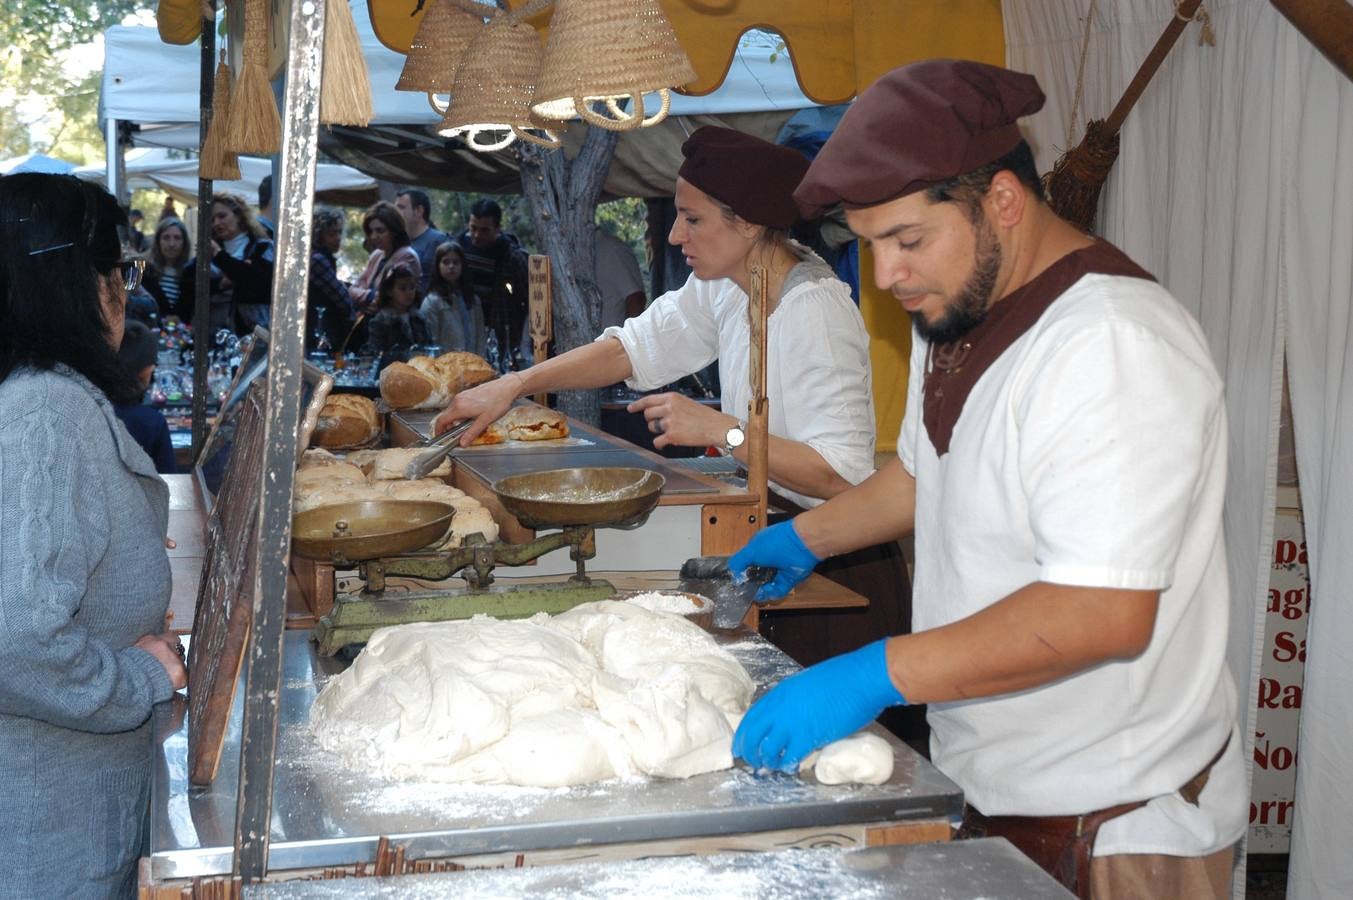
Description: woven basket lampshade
xmin=436 ymin=15 xmax=560 ymax=152
xmin=531 ymin=0 xmax=696 ymax=131
xmin=395 ymin=0 xmax=486 ymax=115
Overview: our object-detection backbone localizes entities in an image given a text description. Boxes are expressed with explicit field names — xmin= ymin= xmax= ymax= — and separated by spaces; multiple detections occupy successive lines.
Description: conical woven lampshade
xmin=531 ymin=0 xmax=695 ymax=130
xmin=395 ymin=0 xmax=485 ymax=96
xmin=436 ymin=15 xmax=559 ymax=151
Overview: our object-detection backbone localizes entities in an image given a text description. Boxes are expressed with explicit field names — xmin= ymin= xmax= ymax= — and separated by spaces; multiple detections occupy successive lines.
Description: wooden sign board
xmin=528 ymin=255 xmax=552 ymax=405
xmin=186 ymin=382 xmax=268 ymax=786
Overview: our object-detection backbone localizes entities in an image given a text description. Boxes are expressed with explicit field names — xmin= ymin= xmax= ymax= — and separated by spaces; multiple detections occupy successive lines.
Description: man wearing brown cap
xmin=729 ymin=60 xmax=1244 ymax=898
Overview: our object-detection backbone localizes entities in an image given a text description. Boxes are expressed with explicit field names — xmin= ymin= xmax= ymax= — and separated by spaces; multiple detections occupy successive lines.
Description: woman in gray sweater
xmin=0 ymin=174 xmax=188 ymax=898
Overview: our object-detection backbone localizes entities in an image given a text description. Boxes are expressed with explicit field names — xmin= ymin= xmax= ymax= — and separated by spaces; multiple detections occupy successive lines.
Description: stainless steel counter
xmin=242 ymin=839 xmax=1072 ymax=899
xmin=149 ymin=631 xmax=961 ymax=881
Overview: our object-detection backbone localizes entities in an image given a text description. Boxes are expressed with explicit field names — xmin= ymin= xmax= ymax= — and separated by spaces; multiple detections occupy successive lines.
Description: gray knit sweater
xmin=0 ymin=365 xmax=176 ymax=899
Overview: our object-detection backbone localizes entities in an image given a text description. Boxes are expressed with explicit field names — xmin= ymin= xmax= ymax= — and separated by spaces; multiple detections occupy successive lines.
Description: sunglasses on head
xmin=118 ymin=258 xmax=146 ymax=292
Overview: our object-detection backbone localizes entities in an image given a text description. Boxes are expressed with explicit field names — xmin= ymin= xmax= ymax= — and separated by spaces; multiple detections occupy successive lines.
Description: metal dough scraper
xmin=678 ymin=556 xmax=775 ymax=630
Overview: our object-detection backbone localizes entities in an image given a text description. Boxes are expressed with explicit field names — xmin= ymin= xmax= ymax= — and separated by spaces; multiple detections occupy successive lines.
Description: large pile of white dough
xmin=311 ymin=600 xmax=756 ymax=787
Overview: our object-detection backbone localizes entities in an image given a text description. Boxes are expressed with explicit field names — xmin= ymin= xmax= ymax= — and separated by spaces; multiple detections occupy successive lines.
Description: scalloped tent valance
xmin=365 ymin=0 xmax=1004 ymax=103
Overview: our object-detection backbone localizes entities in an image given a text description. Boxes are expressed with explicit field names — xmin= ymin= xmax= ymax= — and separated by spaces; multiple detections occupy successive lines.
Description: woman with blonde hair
xmin=179 ymin=191 xmax=275 ymax=334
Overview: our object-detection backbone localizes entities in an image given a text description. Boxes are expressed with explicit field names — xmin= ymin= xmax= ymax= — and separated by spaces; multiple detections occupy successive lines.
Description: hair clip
xmin=28 ymin=242 xmax=74 ymax=256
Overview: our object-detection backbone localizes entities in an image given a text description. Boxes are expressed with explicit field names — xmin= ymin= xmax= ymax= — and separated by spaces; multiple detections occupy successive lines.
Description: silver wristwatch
xmin=723 ymin=420 xmax=746 ymax=457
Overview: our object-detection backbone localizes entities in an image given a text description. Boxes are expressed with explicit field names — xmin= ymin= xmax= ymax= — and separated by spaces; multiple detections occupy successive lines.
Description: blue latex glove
xmin=728 ymin=520 xmax=820 ymax=601
xmin=732 ymin=639 xmax=906 ymax=773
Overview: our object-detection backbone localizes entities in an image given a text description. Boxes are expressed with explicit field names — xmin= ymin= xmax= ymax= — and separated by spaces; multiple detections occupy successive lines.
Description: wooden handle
xmin=1271 ymin=0 xmax=1353 ymax=81
xmin=746 ymin=267 xmax=770 ymax=526
xmin=1104 ymin=0 xmax=1205 ymax=134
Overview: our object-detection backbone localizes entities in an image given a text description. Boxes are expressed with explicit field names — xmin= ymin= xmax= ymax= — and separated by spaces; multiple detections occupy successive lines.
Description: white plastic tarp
xmin=98 ymin=3 xmax=818 ymax=149
xmin=72 ymin=147 xmax=375 ymax=204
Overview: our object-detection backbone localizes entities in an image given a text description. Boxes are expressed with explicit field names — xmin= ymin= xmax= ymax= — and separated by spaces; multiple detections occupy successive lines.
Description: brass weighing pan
xmin=292 ymin=500 xmax=454 ymax=562
xmin=493 ymin=467 xmax=665 ymax=529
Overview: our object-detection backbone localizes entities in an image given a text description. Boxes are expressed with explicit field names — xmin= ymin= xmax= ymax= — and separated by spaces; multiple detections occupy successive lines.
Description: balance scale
xmin=291 ymin=467 xmax=665 ymax=655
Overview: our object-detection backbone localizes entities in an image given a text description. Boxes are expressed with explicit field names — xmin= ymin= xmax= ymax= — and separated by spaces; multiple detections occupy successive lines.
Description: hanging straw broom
xmin=1044 ymin=0 xmax=1211 ymax=232
xmin=321 ymin=0 xmax=373 ymax=126
xmin=225 ymin=0 xmax=282 ymax=154
xmin=200 ymin=51 xmax=242 ymax=181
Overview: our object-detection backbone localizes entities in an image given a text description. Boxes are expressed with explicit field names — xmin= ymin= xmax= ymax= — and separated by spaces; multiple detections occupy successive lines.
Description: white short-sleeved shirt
xmin=899 ymin=271 xmax=1246 ymax=857
xmin=601 ymin=255 xmax=875 ymax=508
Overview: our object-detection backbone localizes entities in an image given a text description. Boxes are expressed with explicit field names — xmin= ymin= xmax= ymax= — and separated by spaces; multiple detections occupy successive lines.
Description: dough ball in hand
xmin=798 ymin=731 xmax=894 ymax=785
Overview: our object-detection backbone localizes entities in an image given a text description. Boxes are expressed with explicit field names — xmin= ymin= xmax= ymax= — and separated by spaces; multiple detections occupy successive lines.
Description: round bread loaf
xmin=312 ymin=393 xmax=381 ymax=448
xmin=378 ymin=352 xmax=497 ymax=410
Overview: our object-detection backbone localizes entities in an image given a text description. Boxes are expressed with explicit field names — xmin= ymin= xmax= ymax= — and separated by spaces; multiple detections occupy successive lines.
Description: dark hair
xmin=362 ymin=201 xmax=411 ymax=250
xmin=0 ymin=173 xmax=128 ymax=394
xmin=109 ymin=320 xmax=159 ymax=404
xmin=212 ymin=192 xmax=268 ymax=240
xmin=924 ymin=140 xmax=1044 ymax=221
xmin=258 ymin=174 xmax=273 ymax=210
xmin=428 ymin=241 xmax=472 ymax=301
xmin=312 ymin=205 xmax=344 ymax=242
xmin=468 ymin=198 xmax=502 ymax=225
xmin=397 ymin=189 xmax=435 ymax=228
xmin=130 ymin=208 xmax=144 ymax=219
xmin=149 ymin=217 xmax=192 ymax=274
xmin=377 ymin=264 xmax=419 ymax=308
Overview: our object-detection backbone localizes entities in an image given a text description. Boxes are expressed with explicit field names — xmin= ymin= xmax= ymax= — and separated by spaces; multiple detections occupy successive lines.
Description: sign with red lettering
xmin=1249 ymin=485 xmax=1309 ymax=853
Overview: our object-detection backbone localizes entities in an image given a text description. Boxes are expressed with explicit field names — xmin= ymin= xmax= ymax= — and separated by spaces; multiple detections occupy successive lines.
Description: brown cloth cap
xmin=795 ymin=59 xmax=1046 ymax=217
xmin=678 ymin=126 xmax=810 ymax=229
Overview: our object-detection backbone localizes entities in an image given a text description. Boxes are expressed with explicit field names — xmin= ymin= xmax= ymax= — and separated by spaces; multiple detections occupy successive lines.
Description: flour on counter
xmin=622 ymin=590 xmax=702 ymax=615
xmin=311 ymin=601 xmax=754 ymax=787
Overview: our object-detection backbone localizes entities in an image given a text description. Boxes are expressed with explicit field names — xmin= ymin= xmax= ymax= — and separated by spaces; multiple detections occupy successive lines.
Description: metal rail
xmin=231 ymin=0 xmax=326 ymax=882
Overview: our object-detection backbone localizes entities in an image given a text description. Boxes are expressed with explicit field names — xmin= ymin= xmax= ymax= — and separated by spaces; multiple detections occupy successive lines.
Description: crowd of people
xmin=120 ymin=185 xmax=587 ymax=375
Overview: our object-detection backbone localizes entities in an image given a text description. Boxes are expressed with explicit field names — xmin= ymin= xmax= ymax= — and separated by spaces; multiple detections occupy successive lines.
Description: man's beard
xmin=910 ymin=219 xmax=1002 ymax=345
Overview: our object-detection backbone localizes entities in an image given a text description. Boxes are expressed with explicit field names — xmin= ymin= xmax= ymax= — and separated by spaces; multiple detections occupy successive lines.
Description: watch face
xmin=726 ymin=426 xmax=745 ymax=448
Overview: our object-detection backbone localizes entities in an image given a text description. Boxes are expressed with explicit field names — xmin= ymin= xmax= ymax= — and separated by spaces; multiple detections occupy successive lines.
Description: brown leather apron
xmin=956 ymin=735 xmax=1231 ymax=899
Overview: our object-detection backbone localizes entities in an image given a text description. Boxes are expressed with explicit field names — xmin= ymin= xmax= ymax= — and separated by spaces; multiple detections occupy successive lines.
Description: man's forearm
xmin=886 ymin=581 xmax=1160 ymax=705
xmin=792 ymin=456 xmax=916 ymax=558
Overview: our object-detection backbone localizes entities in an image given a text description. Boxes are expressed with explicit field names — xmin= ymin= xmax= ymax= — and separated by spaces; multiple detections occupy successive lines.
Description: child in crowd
xmin=110 ymin=320 xmax=177 ymax=473
xmin=420 ymin=241 xmax=485 ymax=355
xmin=367 ymin=264 xmax=431 ymax=370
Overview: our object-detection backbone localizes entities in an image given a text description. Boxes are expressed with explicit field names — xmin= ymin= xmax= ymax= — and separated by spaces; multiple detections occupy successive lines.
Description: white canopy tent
xmin=72 ymin=147 xmax=377 ymax=206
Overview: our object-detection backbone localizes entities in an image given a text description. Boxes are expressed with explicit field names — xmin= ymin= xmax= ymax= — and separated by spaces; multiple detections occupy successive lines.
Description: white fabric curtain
xmin=1281 ymin=30 xmax=1353 ymax=900
xmin=1002 ymin=0 xmax=1341 ymax=893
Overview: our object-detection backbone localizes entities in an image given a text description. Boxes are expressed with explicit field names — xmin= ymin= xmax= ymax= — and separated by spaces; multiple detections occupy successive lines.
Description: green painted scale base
xmin=312 ymin=579 xmax=616 ymax=656
xmin=311 ymin=524 xmax=617 ymax=656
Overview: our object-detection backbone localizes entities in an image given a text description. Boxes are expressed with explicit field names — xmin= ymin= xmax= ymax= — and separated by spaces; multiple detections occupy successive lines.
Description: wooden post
xmin=746 ymin=265 xmax=770 ymax=526
xmin=528 ymin=254 xmax=552 ymax=406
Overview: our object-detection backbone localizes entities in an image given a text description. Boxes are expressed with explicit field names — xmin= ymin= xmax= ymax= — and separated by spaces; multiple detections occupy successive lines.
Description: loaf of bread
xmin=379 ymin=352 xmax=496 ymax=410
xmin=311 ymin=393 xmax=381 ymax=449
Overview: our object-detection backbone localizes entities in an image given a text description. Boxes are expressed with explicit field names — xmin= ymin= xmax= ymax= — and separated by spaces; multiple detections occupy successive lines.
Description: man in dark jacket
xmin=457 ymin=198 xmax=528 ymax=367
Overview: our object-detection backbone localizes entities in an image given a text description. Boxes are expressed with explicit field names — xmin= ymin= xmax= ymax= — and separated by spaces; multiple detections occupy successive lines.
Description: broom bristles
xmin=225 ymin=0 xmax=282 ymax=155
xmin=1042 ymin=119 xmax=1121 ymax=234
xmin=226 ymin=59 xmax=283 ymax=155
xmin=321 ymin=0 xmax=373 ymax=126
xmin=201 ymin=59 xmax=241 ymax=181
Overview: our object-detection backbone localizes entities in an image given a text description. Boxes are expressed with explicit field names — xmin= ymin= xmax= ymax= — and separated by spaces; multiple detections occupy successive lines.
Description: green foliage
xmin=0 ymin=0 xmax=148 ymax=160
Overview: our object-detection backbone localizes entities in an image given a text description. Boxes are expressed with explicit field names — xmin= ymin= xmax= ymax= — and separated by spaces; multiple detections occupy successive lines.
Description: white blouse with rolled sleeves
xmin=600 ymin=255 xmax=875 ymax=509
